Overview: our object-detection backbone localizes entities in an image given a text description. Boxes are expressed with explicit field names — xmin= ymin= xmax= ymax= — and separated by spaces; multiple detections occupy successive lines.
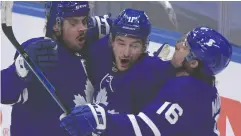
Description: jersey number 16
xmin=156 ymin=102 xmax=183 ymax=124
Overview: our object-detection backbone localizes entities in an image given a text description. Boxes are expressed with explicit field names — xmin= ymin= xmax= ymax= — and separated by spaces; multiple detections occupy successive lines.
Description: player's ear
xmin=53 ymin=24 xmax=61 ymax=36
xmin=189 ymin=59 xmax=199 ymax=69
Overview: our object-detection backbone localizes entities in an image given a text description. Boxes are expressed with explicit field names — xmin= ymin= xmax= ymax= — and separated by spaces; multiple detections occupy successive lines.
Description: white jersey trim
xmin=127 ymin=114 xmax=143 ymax=136
xmin=138 ymin=112 xmax=161 ymax=136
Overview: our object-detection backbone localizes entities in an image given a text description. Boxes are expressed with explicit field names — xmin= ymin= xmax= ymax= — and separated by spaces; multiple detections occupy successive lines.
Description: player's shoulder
xmin=167 ymin=76 xmax=214 ymax=91
xmin=160 ymin=76 xmax=216 ymax=101
xmin=138 ymin=55 xmax=173 ymax=72
xmin=96 ymin=34 xmax=110 ymax=45
xmin=139 ymin=54 xmax=164 ymax=66
xmin=88 ymin=35 xmax=110 ymax=54
xmin=87 ymin=35 xmax=112 ymax=64
xmin=89 ymin=34 xmax=110 ymax=47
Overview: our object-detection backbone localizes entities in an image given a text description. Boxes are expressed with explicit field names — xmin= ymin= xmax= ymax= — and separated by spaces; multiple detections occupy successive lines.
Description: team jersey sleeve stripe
xmin=127 ymin=114 xmax=143 ymax=136
xmin=94 ymin=16 xmax=102 ymax=38
xmin=138 ymin=112 xmax=161 ymax=136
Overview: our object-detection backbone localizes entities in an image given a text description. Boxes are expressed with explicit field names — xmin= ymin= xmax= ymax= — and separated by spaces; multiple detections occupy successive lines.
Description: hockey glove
xmin=15 ymin=37 xmax=58 ymax=81
xmin=60 ymin=104 xmax=106 ymax=136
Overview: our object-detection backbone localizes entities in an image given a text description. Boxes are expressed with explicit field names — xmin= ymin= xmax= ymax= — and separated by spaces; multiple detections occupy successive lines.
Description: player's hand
xmin=60 ymin=104 xmax=107 ymax=136
xmin=25 ymin=37 xmax=58 ymax=68
xmin=15 ymin=37 xmax=58 ymax=81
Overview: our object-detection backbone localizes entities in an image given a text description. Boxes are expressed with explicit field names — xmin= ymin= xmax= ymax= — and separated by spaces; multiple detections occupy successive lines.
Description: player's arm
xmin=103 ymin=84 xmax=210 ymax=136
xmin=88 ymin=14 xmax=112 ymax=42
xmin=93 ymin=14 xmax=112 ymax=39
xmin=147 ymin=56 xmax=177 ymax=86
xmin=1 ymin=38 xmax=40 ymax=104
xmin=59 ymin=80 xmax=211 ymax=136
xmin=1 ymin=64 xmax=28 ymax=104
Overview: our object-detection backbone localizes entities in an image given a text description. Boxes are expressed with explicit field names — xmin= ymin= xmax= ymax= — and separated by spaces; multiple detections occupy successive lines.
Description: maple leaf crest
xmin=73 ymin=79 xmax=94 ymax=106
xmin=73 ymin=94 xmax=87 ymax=106
xmin=94 ymin=88 xmax=108 ymax=106
xmin=85 ymin=79 xmax=94 ymax=103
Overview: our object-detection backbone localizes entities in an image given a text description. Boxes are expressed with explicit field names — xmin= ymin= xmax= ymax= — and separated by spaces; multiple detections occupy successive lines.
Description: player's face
xmin=62 ymin=16 xmax=88 ymax=52
xmin=172 ymin=41 xmax=190 ymax=68
xmin=112 ymin=35 xmax=145 ymax=71
xmin=174 ymin=40 xmax=199 ymax=74
xmin=174 ymin=40 xmax=190 ymax=55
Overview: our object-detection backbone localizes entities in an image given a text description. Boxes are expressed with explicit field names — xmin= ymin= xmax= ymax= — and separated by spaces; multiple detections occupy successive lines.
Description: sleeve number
xmin=156 ymin=102 xmax=183 ymax=124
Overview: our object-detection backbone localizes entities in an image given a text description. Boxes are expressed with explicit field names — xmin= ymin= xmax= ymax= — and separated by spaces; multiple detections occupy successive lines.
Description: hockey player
xmin=59 ymin=8 xmax=181 ymax=136
xmin=85 ymin=8 xmax=180 ymax=117
xmin=1 ymin=1 xmax=111 ymax=136
xmin=60 ymin=27 xmax=232 ymax=135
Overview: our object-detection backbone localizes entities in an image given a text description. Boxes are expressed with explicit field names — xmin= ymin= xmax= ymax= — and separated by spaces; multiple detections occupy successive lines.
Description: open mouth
xmin=120 ymin=59 xmax=130 ymax=67
xmin=77 ymin=36 xmax=85 ymax=45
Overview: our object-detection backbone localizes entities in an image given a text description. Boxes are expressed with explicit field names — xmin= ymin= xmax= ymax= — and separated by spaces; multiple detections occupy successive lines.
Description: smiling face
xmin=60 ymin=16 xmax=88 ymax=52
xmin=111 ymin=35 xmax=145 ymax=71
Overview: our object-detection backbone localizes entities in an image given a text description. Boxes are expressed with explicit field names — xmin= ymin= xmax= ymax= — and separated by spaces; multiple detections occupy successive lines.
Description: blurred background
xmin=93 ymin=1 xmax=241 ymax=47
xmin=1 ymin=2 xmax=241 ymax=136
xmin=32 ymin=1 xmax=241 ymax=47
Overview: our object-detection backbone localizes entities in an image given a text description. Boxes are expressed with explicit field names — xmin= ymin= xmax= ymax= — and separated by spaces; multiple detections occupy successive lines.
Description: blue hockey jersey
xmin=87 ymin=35 xmax=176 ymax=114
xmin=2 ymin=38 xmax=93 ymax=136
xmin=1 ymin=15 xmax=110 ymax=135
xmin=87 ymin=35 xmax=179 ymax=134
xmin=87 ymin=36 xmax=220 ymax=136
xmin=105 ymin=76 xmax=221 ymax=136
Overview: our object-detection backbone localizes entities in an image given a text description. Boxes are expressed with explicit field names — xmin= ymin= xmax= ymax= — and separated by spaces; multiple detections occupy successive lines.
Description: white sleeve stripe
xmin=138 ymin=112 xmax=161 ymax=136
xmin=102 ymin=17 xmax=110 ymax=35
xmin=156 ymin=102 xmax=170 ymax=114
xmin=94 ymin=16 xmax=102 ymax=37
xmin=127 ymin=114 xmax=143 ymax=136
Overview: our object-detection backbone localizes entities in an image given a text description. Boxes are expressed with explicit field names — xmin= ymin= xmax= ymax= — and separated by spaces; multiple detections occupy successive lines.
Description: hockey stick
xmin=1 ymin=1 xmax=69 ymax=114
xmin=157 ymin=1 xmax=179 ymax=30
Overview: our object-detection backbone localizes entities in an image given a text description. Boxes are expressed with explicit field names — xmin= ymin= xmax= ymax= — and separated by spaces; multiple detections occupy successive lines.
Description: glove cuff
xmin=87 ymin=104 xmax=107 ymax=132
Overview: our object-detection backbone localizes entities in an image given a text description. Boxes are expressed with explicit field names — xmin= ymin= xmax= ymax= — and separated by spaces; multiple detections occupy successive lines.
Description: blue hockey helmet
xmin=185 ymin=26 xmax=232 ymax=75
xmin=111 ymin=8 xmax=151 ymax=46
xmin=45 ymin=1 xmax=90 ymax=37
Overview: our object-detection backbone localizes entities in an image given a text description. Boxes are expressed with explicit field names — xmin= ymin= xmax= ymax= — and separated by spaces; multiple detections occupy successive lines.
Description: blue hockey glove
xmin=60 ymin=104 xmax=107 ymax=136
xmin=15 ymin=37 xmax=58 ymax=81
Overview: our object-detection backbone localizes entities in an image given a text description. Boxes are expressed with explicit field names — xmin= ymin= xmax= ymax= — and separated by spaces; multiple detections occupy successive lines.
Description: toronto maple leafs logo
xmin=93 ymin=88 xmax=108 ymax=106
xmin=72 ymin=60 xmax=119 ymax=114
xmin=93 ymin=88 xmax=119 ymax=114
xmin=100 ymin=73 xmax=114 ymax=92
xmin=73 ymin=57 xmax=95 ymax=106
xmin=73 ymin=79 xmax=94 ymax=106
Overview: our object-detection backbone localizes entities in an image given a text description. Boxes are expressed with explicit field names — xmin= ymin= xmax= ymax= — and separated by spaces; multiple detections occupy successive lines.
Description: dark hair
xmin=191 ymin=60 xmax=216 ymax=86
